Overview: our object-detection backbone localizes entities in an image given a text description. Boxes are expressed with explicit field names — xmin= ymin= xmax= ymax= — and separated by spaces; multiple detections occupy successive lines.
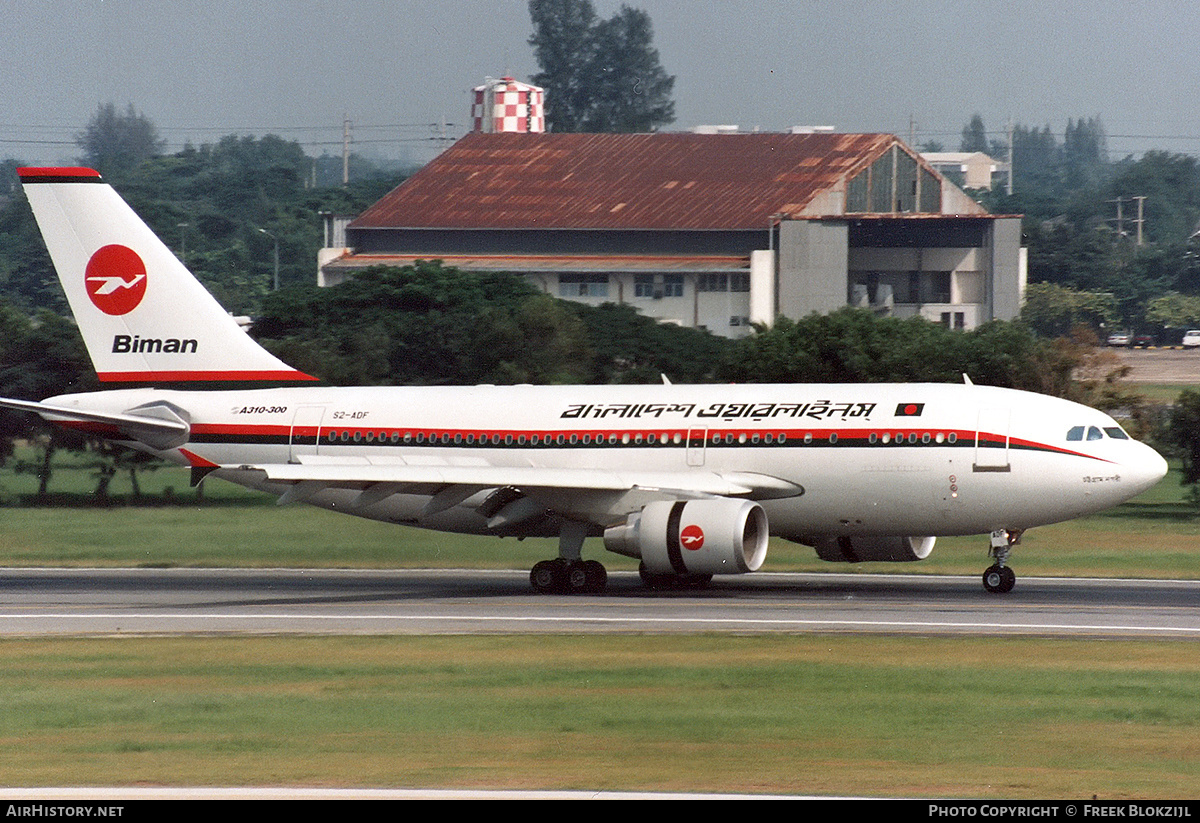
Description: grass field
xmin=1 ymin=452 xmax=1199 ymax=797
xmin=0 ymin=635 xmax=1197 ymax=798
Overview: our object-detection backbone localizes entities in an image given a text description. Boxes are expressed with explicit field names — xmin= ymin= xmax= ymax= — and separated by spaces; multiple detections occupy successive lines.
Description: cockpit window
xmin=1069 ymin=424 xmax=1130 ymax=442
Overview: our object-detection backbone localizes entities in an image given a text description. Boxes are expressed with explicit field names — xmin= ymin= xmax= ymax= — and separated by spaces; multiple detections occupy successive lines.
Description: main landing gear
xmin=529 ymin=520 xmax=608 ymax=594
xmin=530 ymin=557 xmax=608 ymax=594
xmin=982 ymin=528 xmax=1022 ymax=594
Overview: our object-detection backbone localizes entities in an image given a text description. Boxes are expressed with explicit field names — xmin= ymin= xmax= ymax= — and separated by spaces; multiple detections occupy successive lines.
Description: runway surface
xmin=0 ymin=567 xmax=1197 ymax=638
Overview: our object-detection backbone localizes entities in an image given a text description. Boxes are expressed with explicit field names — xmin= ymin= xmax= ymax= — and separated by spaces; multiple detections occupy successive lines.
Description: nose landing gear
xmin=982 ymin=529 xmax=1022 ymax=594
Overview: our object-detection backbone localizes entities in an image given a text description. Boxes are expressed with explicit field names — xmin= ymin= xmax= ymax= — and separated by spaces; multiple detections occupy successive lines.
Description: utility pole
xmin=177 ymin=222 xmax=188 ymax=264
xmin=1133 ymin=195 xmax=1147 ymax=246
xmin=258 ymin=228 xmax=279 ymax=291
xmin=1005 ymin=118 xmax=1013 ymax=196
xmin=1108 ymin=196 xmax=1147 ymax=246
xmin=342 ymin=116 xmax=352 ymax=186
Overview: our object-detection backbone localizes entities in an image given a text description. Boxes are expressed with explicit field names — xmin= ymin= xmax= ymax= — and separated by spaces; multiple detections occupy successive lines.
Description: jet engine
xmin=813 ymin=535 xmax=936 ymax=563
xmin=603 ymin=499 xmax=768 ymax=575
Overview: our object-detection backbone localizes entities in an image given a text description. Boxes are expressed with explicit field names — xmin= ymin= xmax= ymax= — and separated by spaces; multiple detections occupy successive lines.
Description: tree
xmin=528 ymin=0 xmax=598 ymax=133
xmin=1021 ymin=282 xmax=1118 ymax=338
xmin=76 ymin=103 xmax=165 ymax=174
xmin=567 ymin=302 xmax=729 ymax=383
xmin=253 ymin=263 xmax=594 ymax=386
xmin=1144 ymin=292 xmax=1200 ymax=331
xmin=1062 ymin=115 xmax=1108 ymax=187
xmin=579 ymin=6 xmax=675 ymax=132
xmin=716 ymin=308 xmax=1098 ymax=400
xmin=960 ymin=114 xmax=989 ymax=153
xmin=529 ymin=0 xmax=675 ymax=133
xmin=1170 ymin=388 xmax=1200 ymax=486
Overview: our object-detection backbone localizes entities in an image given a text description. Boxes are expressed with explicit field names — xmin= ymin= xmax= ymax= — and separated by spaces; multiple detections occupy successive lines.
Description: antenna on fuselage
xmin=963 ymin=374 xmax=974 ymax=385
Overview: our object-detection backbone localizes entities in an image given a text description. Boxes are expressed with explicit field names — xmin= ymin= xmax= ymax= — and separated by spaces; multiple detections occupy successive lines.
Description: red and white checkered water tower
xmin=471 ymin=77 xmax=545 ymax=133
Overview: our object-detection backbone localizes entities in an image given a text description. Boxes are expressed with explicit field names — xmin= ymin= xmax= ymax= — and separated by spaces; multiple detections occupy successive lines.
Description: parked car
xmin=1132 ymin=334 xmax=1156 ymax=348
xmin=1106 ymin=331 xmax=1132 ymax=347
xmin=1183 ymin=330 xmax=1200 ymax=349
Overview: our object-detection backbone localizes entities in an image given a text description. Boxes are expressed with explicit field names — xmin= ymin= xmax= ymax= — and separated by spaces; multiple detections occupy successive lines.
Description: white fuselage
xmin=47 ymin=380 xmax=1168 ymax=546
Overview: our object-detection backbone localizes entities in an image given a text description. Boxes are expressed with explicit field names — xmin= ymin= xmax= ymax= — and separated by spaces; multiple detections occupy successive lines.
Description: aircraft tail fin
xmin=18 ymin=167 xmax=316 ymax=388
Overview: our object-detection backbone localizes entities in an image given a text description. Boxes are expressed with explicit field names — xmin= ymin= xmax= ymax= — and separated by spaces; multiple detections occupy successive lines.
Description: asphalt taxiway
xmin=0 ymin=568 xmax=1196 ymax=638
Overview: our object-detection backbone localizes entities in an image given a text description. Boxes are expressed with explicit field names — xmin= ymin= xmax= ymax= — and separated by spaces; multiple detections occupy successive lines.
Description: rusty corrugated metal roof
xmin=351 ymin=132 xmax=900 ymax=232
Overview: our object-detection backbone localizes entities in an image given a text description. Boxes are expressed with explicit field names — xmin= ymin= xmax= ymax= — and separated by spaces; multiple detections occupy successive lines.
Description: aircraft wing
xmin=0 ymin=396 xmax=190 ymax=450
xmin=230 ymin=460 xmax=804 ymax=525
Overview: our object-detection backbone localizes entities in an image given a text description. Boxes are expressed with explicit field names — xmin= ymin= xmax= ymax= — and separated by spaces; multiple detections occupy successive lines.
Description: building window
xmin=940 ymin=311 xmax=966 ymax=330
xmin=634 ymin=274 xmax=684 ymax=298
xmin=697 ymin=273 xmax=749 ymax=293
xmin=922 ymin=272 xmax=952 ymax=303
xmin=559 ymin=273 xmax=609 ymax=298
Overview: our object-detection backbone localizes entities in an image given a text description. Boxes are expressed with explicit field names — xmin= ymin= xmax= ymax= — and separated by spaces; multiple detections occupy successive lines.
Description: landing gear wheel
xmin=582 ymin=560 xmax=607 ymax=593
xmin=531 ymin=559 xmax=567 ymax=594
xmin=982 ymin=564 xmax=1016 ymax=594
xmin=531 ymin=558 xmax=607 ymax=594
xmin=565 ymin=559 xmax=607 ymax=593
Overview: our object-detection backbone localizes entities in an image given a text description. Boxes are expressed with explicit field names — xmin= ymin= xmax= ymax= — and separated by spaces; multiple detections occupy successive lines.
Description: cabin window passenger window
xmin=1067 ymin=426 xmax=1085 ymax=441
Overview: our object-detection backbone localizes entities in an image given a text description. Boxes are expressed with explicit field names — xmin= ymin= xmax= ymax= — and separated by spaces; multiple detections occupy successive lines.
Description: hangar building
xmin=318 ymin=131 xmax=1025 ymax=337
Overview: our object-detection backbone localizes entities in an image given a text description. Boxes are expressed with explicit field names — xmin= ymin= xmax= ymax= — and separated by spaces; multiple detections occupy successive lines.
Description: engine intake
xmin=603 ymin=499 xmax=768 ymax=575
xmin=813 ymin=535 xmax=936 ymax=563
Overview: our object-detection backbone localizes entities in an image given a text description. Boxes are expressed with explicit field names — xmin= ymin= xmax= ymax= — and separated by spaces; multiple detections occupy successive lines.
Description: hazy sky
xmin=5 ymin=0 xmax=1200 ymax=167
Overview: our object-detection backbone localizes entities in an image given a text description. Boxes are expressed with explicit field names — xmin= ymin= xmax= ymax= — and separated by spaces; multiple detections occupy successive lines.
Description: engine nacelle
xmin=813 ymin=535 xmax=936 ymax=563
xmin=603 ymin=499 xmax=769 ymax=576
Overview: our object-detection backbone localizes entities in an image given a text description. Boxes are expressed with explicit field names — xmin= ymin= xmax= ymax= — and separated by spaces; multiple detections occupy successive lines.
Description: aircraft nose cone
xmin=1129 ymin=443 xmax=1169 ymax=495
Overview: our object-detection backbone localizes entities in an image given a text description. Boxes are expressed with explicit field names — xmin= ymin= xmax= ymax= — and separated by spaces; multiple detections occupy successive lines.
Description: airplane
xmin=0 ymin=166 xmax=1169 ymax=595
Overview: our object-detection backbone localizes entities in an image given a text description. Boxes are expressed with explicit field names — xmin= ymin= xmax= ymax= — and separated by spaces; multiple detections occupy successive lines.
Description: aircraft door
xmin=974 ymin=409 xmax=1011 ymax=472
xmin=686 ymin=428 xmax=707 ymax=466
xmin=289 ymin=406 xmax=326 ymax=462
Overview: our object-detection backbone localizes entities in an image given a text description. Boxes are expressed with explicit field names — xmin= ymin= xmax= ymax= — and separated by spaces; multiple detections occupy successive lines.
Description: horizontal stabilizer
xmin=0 ymin=396 xmax=190 ymax=449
